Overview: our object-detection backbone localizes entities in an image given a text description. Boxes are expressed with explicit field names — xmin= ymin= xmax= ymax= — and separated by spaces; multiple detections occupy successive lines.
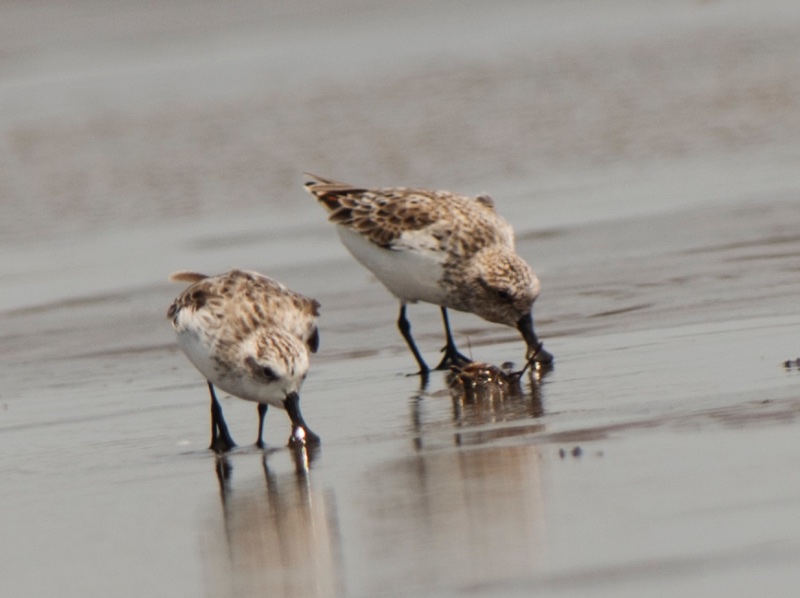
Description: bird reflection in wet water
xmin=208 ymin=445 xmax=343 ymax=598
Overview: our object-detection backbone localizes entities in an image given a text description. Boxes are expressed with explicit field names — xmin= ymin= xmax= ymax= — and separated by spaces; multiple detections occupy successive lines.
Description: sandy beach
xmin=2 ymin=1 xmax=800 ymax=596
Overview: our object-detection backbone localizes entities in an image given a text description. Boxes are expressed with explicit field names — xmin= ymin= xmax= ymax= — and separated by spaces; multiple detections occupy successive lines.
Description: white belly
xmin=337 ymin=226 xmax=447 ymax=304
xmin=174 ymin=315 xmax=220 ymax=382
xmin=174 ymin=316 xmax=286 ymax=408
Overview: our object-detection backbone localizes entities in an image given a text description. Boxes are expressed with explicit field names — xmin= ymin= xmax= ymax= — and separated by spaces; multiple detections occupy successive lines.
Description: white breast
xmin=174 ymin=323 xmax=290 ymax=408
xmin=174 ymin=322 xmax=221 ymax=385
xmin=174 ymin=309 xmax=249 ymax=395
xmin=337 ymin=226 xmax=447 ymax=305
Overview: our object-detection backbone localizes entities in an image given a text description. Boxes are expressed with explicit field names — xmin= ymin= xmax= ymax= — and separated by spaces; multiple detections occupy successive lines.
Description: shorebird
xmin=304 ymin=174 xmax=553 ymax=374
xmin=167 ymin=269 xmax=320 ymax=452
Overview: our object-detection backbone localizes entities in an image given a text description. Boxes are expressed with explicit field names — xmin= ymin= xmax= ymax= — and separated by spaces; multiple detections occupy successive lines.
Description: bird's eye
xmin=262 ymin=367 xmax=277 ymax=381
xmin=496 ymin=289 xmax=512 ymax=301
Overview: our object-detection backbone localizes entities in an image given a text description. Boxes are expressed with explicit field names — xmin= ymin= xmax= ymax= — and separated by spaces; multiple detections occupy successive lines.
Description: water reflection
xmin=351 ymin=366 xmax=549 ymax=595
xmin=203 ymin=447 xmax=343 ymax=598
xmin=348 ymin=443 xmax=546 ymax=595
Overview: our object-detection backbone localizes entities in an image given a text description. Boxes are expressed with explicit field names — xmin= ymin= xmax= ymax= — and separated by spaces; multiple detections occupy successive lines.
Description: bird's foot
xmin=434 ymin=346 xmax=472 ymax=371
xmin=209 ymin=436 xmax=236 ymax=454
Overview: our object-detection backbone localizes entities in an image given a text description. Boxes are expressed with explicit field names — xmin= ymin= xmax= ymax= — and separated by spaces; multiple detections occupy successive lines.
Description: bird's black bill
xmin=284 ymin=391 xmax=321 ymax=447
xmin=517 ymin=312 xmax=554 ymax=365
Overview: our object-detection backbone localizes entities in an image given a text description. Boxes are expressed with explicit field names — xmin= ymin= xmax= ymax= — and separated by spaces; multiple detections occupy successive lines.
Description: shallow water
xmin=2 ymin=1 xmax=800 ymax=596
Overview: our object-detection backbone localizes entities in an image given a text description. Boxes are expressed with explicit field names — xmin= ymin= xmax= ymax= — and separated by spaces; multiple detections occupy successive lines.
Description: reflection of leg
xmin=434 ymin=307 xmax=471 ymax=370
xmin=289 ymin=442 xmax=319 ymax=477
xmin=284 ymin=392 xmax=321 ymax=446
xmin=397 ymin=304 xmax=430 ymax=375
xmin=214 ymin=454 xmax=233 ymax=500
xmin=208 ymin=382 xmax=236 ymax=453
xmin=256 ymin=403 xmax=268 ymax=448
xmin=261 ymin=451 xmax=278 ymax=497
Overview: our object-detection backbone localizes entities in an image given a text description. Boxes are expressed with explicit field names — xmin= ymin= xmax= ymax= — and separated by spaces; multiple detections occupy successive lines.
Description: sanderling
xmin=167 ymin=269 xmax=320 ymax=452
xmin=304 ymin=174 xmax=553 ymax=374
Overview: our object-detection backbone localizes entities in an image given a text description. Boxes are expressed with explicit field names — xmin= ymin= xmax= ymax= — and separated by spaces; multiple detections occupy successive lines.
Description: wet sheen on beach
xmin=2 ymin=1 xmax=800 ymax=596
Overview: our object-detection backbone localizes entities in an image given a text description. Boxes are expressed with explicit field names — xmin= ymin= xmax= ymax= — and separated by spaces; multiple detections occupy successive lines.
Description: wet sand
xmin=2 ymin=1 xmax=800 ymax=596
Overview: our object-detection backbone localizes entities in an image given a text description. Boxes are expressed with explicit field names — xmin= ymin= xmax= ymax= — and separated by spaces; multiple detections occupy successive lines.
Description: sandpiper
xmin=305 ymin=174 xmax=552 ymax=374
xmin=167 ymin=269 xmax=320 ymax=452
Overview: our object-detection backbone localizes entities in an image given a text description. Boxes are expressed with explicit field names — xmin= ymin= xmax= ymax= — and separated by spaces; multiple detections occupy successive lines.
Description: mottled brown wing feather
xmin=304 ymin=174 xmax=514 ymax=257
xmin=168 ymin=270 xmax=319 ymax=340
xmin=305 ymin=174 xmax=449 ymax=247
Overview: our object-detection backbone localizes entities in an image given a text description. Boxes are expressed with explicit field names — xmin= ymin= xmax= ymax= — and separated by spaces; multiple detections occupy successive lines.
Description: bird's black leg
xmin=397 ymin=304 xmax=430 ymax=375
xmin=434 ymin=307 xmax=472 ymax=370
xmin=256 ymin=403 xmax=268 ymax=448
xmin=208 ymin=382 xmax=236 ymax=453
